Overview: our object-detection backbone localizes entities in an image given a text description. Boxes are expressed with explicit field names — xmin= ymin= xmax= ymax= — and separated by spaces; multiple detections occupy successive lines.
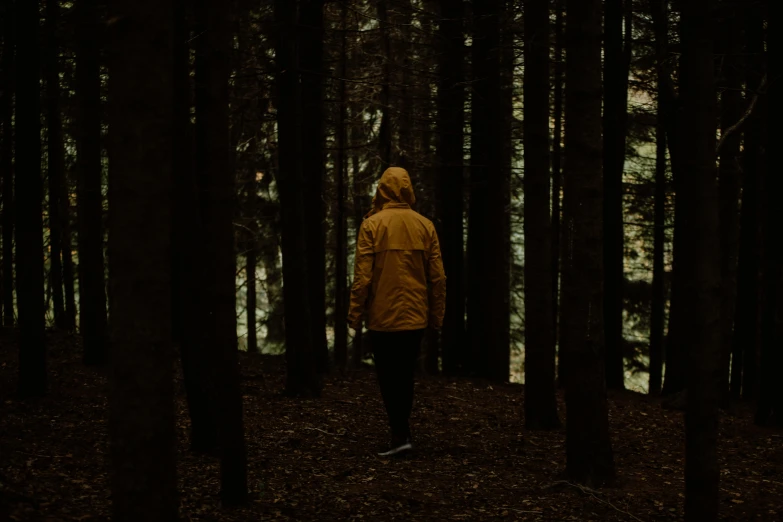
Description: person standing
xmin=348 ymin=167 xmax=447 ymax=456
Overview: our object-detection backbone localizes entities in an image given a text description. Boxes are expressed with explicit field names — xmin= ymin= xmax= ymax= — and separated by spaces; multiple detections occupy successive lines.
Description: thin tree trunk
xmin=246 ymin=249 xmax=258 ymax=354
xmin=648 ymin=0 xmax=668 ymax=396
xmin=523 ymin=0 xmax=560 ymax=429
xmin=45 ymin=0 xmax=67 ymax=330
xmin=299 ymin=0 xmax=328 ymax=374
xmin=334 ymin=0 xmax=349 ymax=369
xmin=106 ymin=0 xmax=178 ymax=516
xmin=376 ymin=0 xmax=391 ymax=172
xmin=602 ymin=0 xmax=631 ymax=390
xmin=552 ymin=0 xmax=564 ymax=385
xmin=437 ymin=0 xmax=465 ymax=376
xmin=735 ymin=6 xmax=764 ymax=401
xmin=716 ymin=1 xmax=742 ymax=407
xmin=194 ymin=0 xmax=248 ymax=503
xmin=561 ymin=0 xmax=615 ymax=485
xmin=756 ymin=0 xmax=782 ymax=427
xmin=679 ymin=0 xmax=720 ymax=518
xmin=15 ymin=0 xmax=47 ymax=398
xmin=275 ymin=0 xmax=321 ymax=396
xmin=0 ymin=0 xmax=14 ymax=328
xmin=76 ymin=0 xmax=109 ymax=366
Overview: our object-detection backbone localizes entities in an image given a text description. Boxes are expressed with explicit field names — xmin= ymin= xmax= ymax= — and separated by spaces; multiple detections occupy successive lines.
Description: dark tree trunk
xmin=261 ymin=233 xmax=285 ymax=346
xmin=679 ymin=1 xmax=721 ymax=519
xmin=437 ymin=0 xmax=465 ymax=376
xmin=334 ymin=0 xmax=349 ymax=369
xmin=275 ymin=0 xmax=321 ymax=396
xmin=15 ymin=0 xmax=46 ymax=398
xmin=734 ymin=6 xmax=764 ymax=401
xmin=45 ymin=0 xmax=67 ymax=330
xmin=246 ymin=249 xmax=258 ymax=354
xmin=76 ymin=0 xmax=109 ymax=366
xmin=523 ymin=0 xmax=560 ymax=430
xmin=716 ymin=1 xmax=742 ymax=407
xmin=350 ymin=112 xmax=366 ymax=367
xmin=376 ymin=0 xmax=391 ymax=172
xmin=299 ymin=0 xmax=328 ymax=374
xmin=561 ymin=0 xmax=615 ymax=485
xmin=106 ymin=0 xmax=178 ymax=517
xmin=194 ymin=0 xmax=248 ymax=504
xmin=602 ymin=0 xmax=631 ymax=390
xmin=756 ymin=0 xmax=783 ymax=427
xmin=0 ymin=0 xmax=14 ymax=328
xmin=552 ymin=0 xmax=564 ymax=385
xmin=649 ymin=0 xmax=668 ymax=396
xmin=173 ymin=0 xmax=218 ymax=455
xmin=468 ymin=0 xmax=508 ymax=381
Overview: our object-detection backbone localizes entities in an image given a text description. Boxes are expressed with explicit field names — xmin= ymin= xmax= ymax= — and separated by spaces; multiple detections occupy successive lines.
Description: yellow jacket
xmin=348 ymin=167 xmax=447 ymax=332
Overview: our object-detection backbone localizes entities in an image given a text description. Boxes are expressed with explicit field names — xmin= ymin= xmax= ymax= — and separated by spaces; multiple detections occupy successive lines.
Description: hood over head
xmin=365 ymin=167 xmax=416 ymax=218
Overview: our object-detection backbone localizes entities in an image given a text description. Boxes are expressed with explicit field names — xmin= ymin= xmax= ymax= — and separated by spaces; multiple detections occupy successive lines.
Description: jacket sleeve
xmin=348 ymin=221 xmax=375 ymax=328
xmin=427 ymin=226 xmax=447 ymax=329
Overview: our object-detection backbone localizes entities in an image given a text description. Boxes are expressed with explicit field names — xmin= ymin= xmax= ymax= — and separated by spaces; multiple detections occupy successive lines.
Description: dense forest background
xmin=1 ymin=0 xmax=782 ymax=520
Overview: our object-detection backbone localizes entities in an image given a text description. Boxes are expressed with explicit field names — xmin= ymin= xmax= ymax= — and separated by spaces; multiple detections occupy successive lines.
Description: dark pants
xmin=370 ymin=329 xmax=424 ymax=441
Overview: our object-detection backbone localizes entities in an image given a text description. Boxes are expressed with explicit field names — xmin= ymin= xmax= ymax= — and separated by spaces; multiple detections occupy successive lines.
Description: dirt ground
xmin=1 ymin=330 xmax=782 ymax=521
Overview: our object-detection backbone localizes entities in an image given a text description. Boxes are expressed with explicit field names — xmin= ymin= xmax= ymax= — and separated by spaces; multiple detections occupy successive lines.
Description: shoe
xmin=378 ymin=438 xmax=413 ymax=457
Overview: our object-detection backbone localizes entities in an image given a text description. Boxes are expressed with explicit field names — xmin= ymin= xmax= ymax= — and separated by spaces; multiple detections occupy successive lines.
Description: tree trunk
xmin=561 ymin=0 xmax=615 ymax=485
xmin=106 ymin=0 xmax=178 ymax=516
xmin=299 ymin=0 xmax=328 ymax=374
xmin=552 ymin=0 xmax=564 ymax=385
xmin=275 ymin=0 xmax=321 ymax=396
xmin=523 ymin=0 xmax=560 ymax=430
xmin=76 ymin=0 xmax=109 ymax=366
xmin=376 ymin=0 xmax=391 ymax=172
xmin=602 ymin=0 xmax=631 ymax=391
xmin=756 ymin=0 xmax=783 ymax=427
xmin=734 ymin=6 xmax=764 ymax=401
xmin=194 ymin=0 xmax=248 ymax=504
xmin=679 ymin=0 xmax=721 ymax=519
xmin=350 ymin=109 xmax=366 ymax=367
xmin=261 ymin=232 xmax=285 ymax=346
xmin=334 ymin=0 xmax=349 ymax=369
xmin=716 ymin=1 xmax=742 ymax=407
xmin=15 ymin=0 xmax=47 ymax=398
xmin=0 ymin=0 xmax=14 ymax=328
xmin=437 ymin=0 xmax=465 ymax=376
xmin=45 ymin=0 xmax=67 ymax=330
xmin=246 ymin=249 xmax=258 ymax=354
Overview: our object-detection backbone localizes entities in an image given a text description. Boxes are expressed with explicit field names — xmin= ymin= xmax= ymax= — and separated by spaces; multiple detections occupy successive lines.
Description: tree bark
xmin=679 ymin=0 xmax=721 ymax=519
xmin=602 ymin=0 xmax=631 ymax=390
xmin=733 ymin=5 xmax=764 ymax=401
xmin=45 ymin=0 xmax=67 ymax=330
xmin=299 ymin=0 xmax=328 ymax=374
xmin=561 ymin=0 xmax=615 ymax=485
xmin=0 ymin=0 xmax=14 ymax=328
xmin=76 ymin=0 xmax=109 ymax=366
xmin=523 ymin=0 xmax=560 ymax=430
xmin=194 ymin=0 xmax=248 ymax=504
xmin=106 ymin=0 xmax=178 ymax=517
xmin=246 ymin=249 xmax=258 ymax=354
xmin=334 ymin=0 xmax=349 ymax=369
xmin=437 ymin=0 xmax=465 ymax=376
xmin=552 ymin=0 xmax=564 ymax=385
xmin=275 ymin=0 xmax=321 ymax=396
xmin=15 ymin=0 xmax=47 ymax=398
xmin=376 ymin=0 xmax=392 ymax=172
xmin=716 ymin=0 xmax=742 ymax=407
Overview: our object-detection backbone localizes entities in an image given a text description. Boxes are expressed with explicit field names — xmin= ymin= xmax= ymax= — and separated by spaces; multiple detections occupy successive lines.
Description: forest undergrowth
xmin=1 ymin=330 xmax=781 ymax=521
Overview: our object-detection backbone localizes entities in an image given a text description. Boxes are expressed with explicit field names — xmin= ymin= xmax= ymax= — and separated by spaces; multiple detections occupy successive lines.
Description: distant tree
xmin=436 ymin=0 xmax=466 ymax=376
xmin=551 ymin=0 xmax=564 ymax=383
xmin=602 ymin=0 xmax=632 ymax=390
xmin=678 ymin=0 xmax=721 ymax=518
xmin=15 ymin=0 xmax=46 ymax=398
xmin=0 ymin=0 xmax=14 ymax=328
xmin=561 ymin=0 xmax=615 ymax=485
xmin=523 ymin=0 xmax=560 ymax=430
xmin=106 ymin=0 xmax=178 ymax=517
xmin=193 ymin=0 xmax=248 ymax=504
xmin=275 ymin=0 xmax=321 ymax=396
xmin=76 ymin=0 xmax=109 ymax=366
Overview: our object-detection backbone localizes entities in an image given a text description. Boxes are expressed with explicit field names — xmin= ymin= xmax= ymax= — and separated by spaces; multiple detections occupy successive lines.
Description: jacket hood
xmin=365 ymin=167 xmax=416 ymax=218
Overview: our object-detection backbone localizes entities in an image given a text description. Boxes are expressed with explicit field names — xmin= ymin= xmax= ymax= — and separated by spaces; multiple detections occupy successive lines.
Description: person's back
xmin=348 ymin=167 xmax=446 ymax=456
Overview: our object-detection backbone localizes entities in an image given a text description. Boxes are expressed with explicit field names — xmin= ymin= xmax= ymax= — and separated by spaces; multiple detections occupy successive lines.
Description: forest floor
xmin=1 ymin=331 xmax=782 ymax=521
